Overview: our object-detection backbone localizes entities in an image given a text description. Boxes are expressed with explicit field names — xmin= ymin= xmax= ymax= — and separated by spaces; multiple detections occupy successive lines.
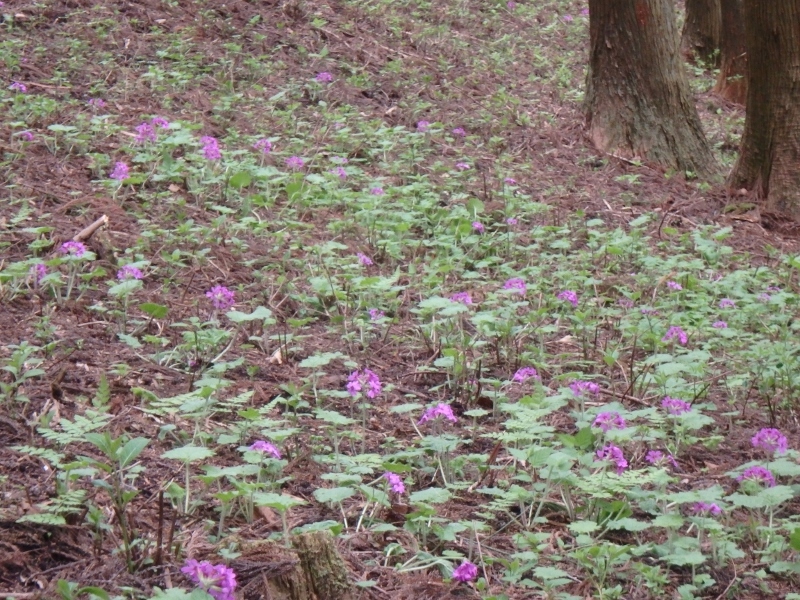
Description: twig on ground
xmin=73 ymin=214 xmax=109 ymax=242
xmin=598 ymin=388 xmax=650 ymax=407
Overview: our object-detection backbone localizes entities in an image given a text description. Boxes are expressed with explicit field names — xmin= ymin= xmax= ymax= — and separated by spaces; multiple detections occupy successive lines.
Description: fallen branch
xmin=73 ymin=214 xmax=109 ymax=242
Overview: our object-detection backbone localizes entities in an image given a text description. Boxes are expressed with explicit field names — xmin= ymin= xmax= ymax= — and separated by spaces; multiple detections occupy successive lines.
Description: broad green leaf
xmin=313 ymin=487 xmax=355 ymax=504
xmin=409 ymin=487 xmax=451 ymax=505
xmin=162 ymin=445 xmax=215 ymax=463
xmin=568 ymin=520 xmax=599 ymax=534
xmin=140 ymin=302 xmax=168 ymax=318
xmin=253 ymin=492 xmax=306 ymax=511
xmin=118 ymin=437 xmax=149 ymax=468
xmin=661 ymin=551 xmax=705 ymax=566
xmin=229 ymin=171 xmax=252 ymax=188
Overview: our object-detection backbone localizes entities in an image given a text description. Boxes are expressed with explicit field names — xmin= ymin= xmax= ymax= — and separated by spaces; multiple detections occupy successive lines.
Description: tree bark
xmin=235 ymin=532 xmax=354 ymax=600
xmin=729 ymin=0 xmax=800 ymax=217
xmin=680 ymin=0 xmax=721 ymax=65
xmin=585 ymin=0 xmax=715 ymax=176
xmin=713 ymin=0 xmax=746 ymax=104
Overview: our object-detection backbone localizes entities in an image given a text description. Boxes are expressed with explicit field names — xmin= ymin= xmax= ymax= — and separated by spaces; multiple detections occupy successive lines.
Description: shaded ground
xmin=2 ymin=0 xmax=800 ymax=598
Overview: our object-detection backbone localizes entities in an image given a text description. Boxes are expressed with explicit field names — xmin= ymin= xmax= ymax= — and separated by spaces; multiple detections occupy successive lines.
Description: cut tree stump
xmin=234 ymin=532 xmax=355 ymax=600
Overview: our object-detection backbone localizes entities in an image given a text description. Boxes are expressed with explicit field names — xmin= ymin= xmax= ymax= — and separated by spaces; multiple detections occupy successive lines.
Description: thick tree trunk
xmin=729 ymin=1 xmax=800 ymax=217
xmin=585 ymin=0 xmax=715 ymax=176
xmin=713 ymin=0 xmax=747 ymax=104
xmin=680 ymin=0 xmax=721 ymax=65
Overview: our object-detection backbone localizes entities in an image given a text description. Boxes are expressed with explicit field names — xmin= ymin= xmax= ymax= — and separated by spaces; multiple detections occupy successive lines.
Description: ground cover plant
xmin=2 ymin=0 xmax=800 ymax=599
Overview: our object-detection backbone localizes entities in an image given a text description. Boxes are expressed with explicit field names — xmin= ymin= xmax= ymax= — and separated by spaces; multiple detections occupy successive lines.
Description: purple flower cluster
xmin=712 ymin=321 xmax=728 ymax=329
xmin=692 ymin=502 xmax=722 ymax=516
xmin=286 ymin=156 xmax=304 ymax=169
xmin=596 ymin=444 xmax=627 ymax=473
xmin=617 ymin=297 xmax=634 ymax=309
xmin=383 ymin=472 xmax=405 ymax=494
xmin=206 ymin=285 xmax=235 ymax=310
xmin=667 ymin=281 xmax=682 ymax=291
xmin=503 ymin=277 xmax=526 ymax=295
xmin=452 ymin=127 xmax=466 ymax=137
xmin=557 ymin=290 xmax=578 ymax=307
xmin=110 ymin=161 xmax=130 ymax=181
xmin=472 ymin=221 xmax=484 ymax=233
xmin=368 ymin=308 xmax=385 ymax=320
xmin=751 ymin=428 xmax=788 ymax=456
xmin=201 ymin=136 xmax=221 ymax=160
xmin=60 ymin=241 xmax=87 ymax=258
xmin=662 ymin=396 xmax=691 ymax=415
xmin=419 ymin=402 xmax=457 ymax=424
xmin=506 ymin=217 xmax=518 ymax=225
xmin=503 ymin=177 xmax=517 ymax=185
xmin=737 ymin=466 xmax=775 ymax=487
xmin=315 ymin=72 xmax=333 ymax=83
xmin=135 ymin=122 xmax=157 ymax=144
xmin=9 ymin=81 xmax=27 ymax=92
xmin=151 ymin=117 xmax=170 ymax=129
xmin=249 ymin=440 xmax=281 ymax=459
xmin=570 ymin=380 xmax=599 ymax=396
xmin=718 ymin=298 xmax=736 ymax=309
xmin=645 ymin=450 xmax=678 ymax=468
xmin=456 ymin=162 xmax=470 ymax=170
xmin=592 ymin=411 xmax=625 ymax=432
xmin=253 ymin=138 xmax=272 ymax=154
xmin=181 ymin=559 xmax=237 ymax=600
xmin=370 ymin=186 xmax=385 ymax=195
xmin=452 ymin=560 xmax=478 ymax=582
xmin=87 ymin=98 xmax=106 ymax=108
xmin=662 ymin=326 xmax=688 ymax=345
xmin=330 ymin=166 xmax=347 ymax=179
xmin=18 ymin=130 xmax=34 ymax=141
xmin=450 ymin=292 xmax=473 ymax=305
xmin=416 ymin=120 xmax=430 ymax=132
xmin=357 ymin=252 xmax=373 ymax=266
xmin=347 ymin=368 xmax=382 ymax=399
xmin=117 ymin=265 xmax=144 ymax=281
xmin=30 ymin=263 xmax=47 ymax=284
xmin=512 ymin=367 xmax=539 ymax=383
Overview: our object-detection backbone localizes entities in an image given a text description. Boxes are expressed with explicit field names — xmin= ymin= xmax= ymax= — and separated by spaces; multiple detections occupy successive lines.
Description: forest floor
xmin=2 ymin=0 xmax=800 ymax=599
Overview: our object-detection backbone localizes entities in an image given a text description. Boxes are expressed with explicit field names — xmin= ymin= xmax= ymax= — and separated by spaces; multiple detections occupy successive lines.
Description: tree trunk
xmin=713 ymin=0 xmax=746 ymax=104
xmin=235 ymin=532 xmax=355 ymax=600
xmin=680 ymin=0 xmax=721 ymax=65
xmin=729 ymin=0 xmax=800 ymax=217
xmin=585 ymin=0 xmax=715 ymax=176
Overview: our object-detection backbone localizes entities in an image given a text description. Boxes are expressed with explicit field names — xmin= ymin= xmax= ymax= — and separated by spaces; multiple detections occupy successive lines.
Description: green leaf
xmin=315 ymin=409 xmax=356 ymax=426
xmin=568 ymin=520 xmax=599 ymax=534
xmin=532 ymin=565 xmax=572 ymax=583
xmin=652 ymin=514 xmax=684 ymax=529
xmin=253 ymin=492 xmax=306 ymax=511
xmin=662 ymin=551 xmax=705 ymax=566
xmin=118 ymin=333 xmax=143 ymax=349
xmin=229 ymin=171 xmax=252 ymax=189
xmin=298 ymin=352 xmax=343 ymax=369
xmin=108 ymin=279 xmax=142 ymax=297
xmin=118 ymin=437 xmax=149 ymax=468
xmin=17 ymin=513 xmax=67 ymax=526
xmin=226 ymin=306 xmax=275 ymax=324
xmin=409 ymin=487 xmax=451 ymax=505
xmin=140 ymin=302 xmax=169 ymax=318
xmin=606 ymin=518 xmax=651 ymax=532
xmin=313 ymin=487 xmax=355 ymax=504
xmin=162 ymin=445 xmax=215 ymax=463
xmin=790 ymin=528 xmax=800 ymax=551
xmin=78 ymin=587 xmax=111 ymax=600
